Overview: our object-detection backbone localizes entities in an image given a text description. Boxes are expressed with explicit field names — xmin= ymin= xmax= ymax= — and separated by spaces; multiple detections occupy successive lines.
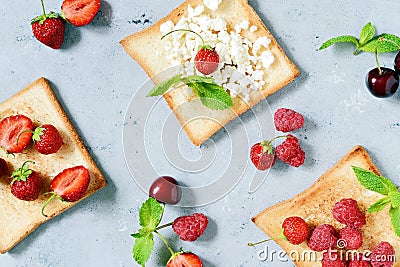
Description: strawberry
xmin=0 ymin=115 xmax=33 ymax=153
xmin=42 ymin=166 xmax=90 ymax=216
xmin=0 ymin=158 xmax=9 ymax=177
xmin=282 ymin=216 xmax=310 ymax=245
xmin=167 ymin=252 xmax=203 ymax=267
xmin=250 ymin=140 xmax=276 ymax=170
xmin=10 ymin=161 xmax=42 ymax=201
xmin=31 ymin=0 xmax=65 ymax=49
xmin=32 ymin=124 xmax=63 ymax=155
xmin=62 ymin=0 xmax=101 ymax=27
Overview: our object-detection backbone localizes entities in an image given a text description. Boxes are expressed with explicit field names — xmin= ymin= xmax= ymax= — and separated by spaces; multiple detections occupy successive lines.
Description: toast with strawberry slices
xmin=252 ymin=146 xmax=400 ymax=267
xmin=0 ymin=78 xmax=106 ymax=254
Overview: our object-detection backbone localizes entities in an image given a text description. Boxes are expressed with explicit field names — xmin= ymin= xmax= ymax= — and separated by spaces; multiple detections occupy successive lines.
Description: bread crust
xmin=0 ymin=78 xmax=107 ymax=254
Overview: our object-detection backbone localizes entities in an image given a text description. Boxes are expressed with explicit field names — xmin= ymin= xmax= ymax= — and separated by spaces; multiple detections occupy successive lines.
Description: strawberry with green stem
xmin=10 ymin=161 xmax=43 ymax=201
xmin=18 ymin=124 xmax=63 ymax=155
xmin=162 ymin=29 xmax=220 ymax=75
xmin=250 ymin=136 xmax=287 ymax=171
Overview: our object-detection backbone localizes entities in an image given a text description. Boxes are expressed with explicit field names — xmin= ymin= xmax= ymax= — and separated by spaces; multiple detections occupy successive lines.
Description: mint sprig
xmin=352 ymin=166 xmax=400 ymax=237
xmin=319 ymin=22 xmax=400 ymax=55
xmin=147 ymin=74 xmax=233 ymax=110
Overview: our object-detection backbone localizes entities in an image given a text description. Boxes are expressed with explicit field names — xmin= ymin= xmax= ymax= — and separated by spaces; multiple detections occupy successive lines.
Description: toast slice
xmin=252 ymin=146 xmax=400 ymax=266
xmin=0 ymin=78 xmax=107 ymax=254
xmin=120 ymin=0 xmax=299 ymax=146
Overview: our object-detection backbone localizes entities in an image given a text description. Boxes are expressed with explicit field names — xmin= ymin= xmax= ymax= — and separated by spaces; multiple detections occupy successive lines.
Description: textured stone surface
xmin=1 ymin=0 xmax=400 ymax=266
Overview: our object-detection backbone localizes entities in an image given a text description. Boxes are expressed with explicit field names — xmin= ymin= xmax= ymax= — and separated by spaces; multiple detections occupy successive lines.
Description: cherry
xmin=395 ymin=51 xmax=400 ymax=74
xmin=365 ymin=67 xmax=399 ymax=98
xmin=0 ymin=158 xmax=8 ymax=177
xmin=149 ymin=176 xmax=181 ymax=205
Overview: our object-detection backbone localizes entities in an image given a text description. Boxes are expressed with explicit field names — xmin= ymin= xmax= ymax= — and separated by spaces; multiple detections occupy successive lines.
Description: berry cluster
xmin=250 ymin=108 xmax=306 ymax=170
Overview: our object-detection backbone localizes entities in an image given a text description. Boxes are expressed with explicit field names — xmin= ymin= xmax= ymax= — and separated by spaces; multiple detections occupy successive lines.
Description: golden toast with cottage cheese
xmin=120 ymin=0 xmax=299 ymax=146
xmin=0 ymin=78 xmax=106 ymax=254
xmin=252 ymin=146 xmax=400 ymax=267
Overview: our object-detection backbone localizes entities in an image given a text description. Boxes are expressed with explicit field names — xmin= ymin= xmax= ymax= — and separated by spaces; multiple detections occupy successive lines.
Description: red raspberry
xmin=172 ymin=213 xmax=208 ymax=242
xmin=370 ymin=241 xmax=395 ymax=267
xmin=349 ymin=259 xmax=371 ymax=267
xmin=276 ymin=135 xmax=305 ymax=167
xmin=274 ymin=108 xmax=304 ymax=132
xmin=282 ymin=216 xmax=310 ymax=245
xmin=338 ymin=226 xmax=363 ymax=250
xmin=307 ymin=224 xmax=338 ymax=251
xmin=322 ymin=250 xmax=347 ymax=267
xmin=0 ymin=158 xmax=8 ymax=177
xmin=333 ymin=198 xmax=366 ymax=228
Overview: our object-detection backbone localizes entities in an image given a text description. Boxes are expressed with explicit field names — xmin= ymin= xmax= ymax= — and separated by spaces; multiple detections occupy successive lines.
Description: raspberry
xmin=274 ymin=108 xmax=304 ymax=132
xmin=282 ymin=216 xmax=310 ymax=245
xmin=276 ymin=135 xmax=305 ymax=167
xmin=172 ymin=213 xmax=208 ymax=242
xmin=307 ymin=224 xmax=338 ymax=251
xmin=370 ymin=241 xmax=395 ymax=267
xmin=349 ymin=259 xmax=371 ymax=267
xmin=322 ymin=250 xmax=347 ymax=267
xmin=332 ymin=198 xmax=366 ymax=228
xmin=338 ymin=226 xmax=363 ymax=250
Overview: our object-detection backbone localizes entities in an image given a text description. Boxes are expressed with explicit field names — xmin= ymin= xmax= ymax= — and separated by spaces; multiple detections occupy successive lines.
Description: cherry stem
xmin=41 ymin=192 xmax=58 ymax=217
xmin=261 ymin=135 xmax=288 ymax=145
xmin=161 ymin=29 xmax=206 ymax=47
xmin=375 ymin=38 xmax=382 ymax=75
xmin=247 ymin=235 xmax=286 ymax=247
xmin=155 ymin=222 xmax=173 ymax=231
xmin=40 ymin=0 xmax=46 ymax=17
xmin=155 ymin=231 xmax=175 ymax=256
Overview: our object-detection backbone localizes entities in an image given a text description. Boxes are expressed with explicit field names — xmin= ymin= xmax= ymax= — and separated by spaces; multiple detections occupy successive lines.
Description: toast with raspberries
xmin=252 ymin=146 xmax=400 ymax=266
xmin=0 ymin=78 xmax=106 ymax=254
xmin=120 ymin=0 xmax=299 ymax=146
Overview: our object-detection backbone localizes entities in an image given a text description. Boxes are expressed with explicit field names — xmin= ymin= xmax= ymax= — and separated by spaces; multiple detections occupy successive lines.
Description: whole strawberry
xmin=172 ymin=213 xmax=208 ymax=242
xmin=274 ymin=108 xmax=305 ymax=132
xmin=333 ymin=198 xmax=366 ymax=228
xmin=338 ymin=226 xmax=363 ymax=250
xmin=322 ymin=250 xmax=347 ymax=267
xmin=32 ymin=124 xmax=63 ymax=155
xmin=167 ymin=252 xmax=203 ymax=267
xmin=31 ymin=0 xmax=65 ymax=49
xmin=370 ymin=241 xmax=395 ymax=267
xmin=10 ymin=161 xmax=42 ymax=201
xmin=276 ymin=135 xmax=305 ymax=167
xmin=0 ymin=158 xmax=8 ymax=177
xmin=307 ymin=224 xmax=338 ymax=252
xmin=282 ymin=216 xmax=310 ymax=245
xmin=250 ymin=140 xmax=276 ymax=170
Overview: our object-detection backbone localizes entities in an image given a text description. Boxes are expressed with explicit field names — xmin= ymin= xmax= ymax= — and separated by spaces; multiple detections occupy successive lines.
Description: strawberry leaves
xmin=319 ymin=22 xmax=400 ymax=55
xmin=352 ymin=166 xmax=400 ymax=237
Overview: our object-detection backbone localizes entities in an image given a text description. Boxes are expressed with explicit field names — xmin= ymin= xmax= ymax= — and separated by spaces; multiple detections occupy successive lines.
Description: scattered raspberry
xmin=307 ymin=224 xmax=338 ymax=252
xmin=339 ymin=226 xmax=363 ymax=250
xmin=349 ymin=259 xmax=371 ymax=267
xmin=274 ymin=108 xmax=304 ymax=132
xmin=172 ymin=213 xmax=208 ymax=242
xmin=276 ymin=135 xmax=305 ymax=167
xmin=282 ymin=216 xmax=310 ymax=245
xmin=333 ymin=198 xmax=366 ymax=228
xmin=370 ymin=241 xmax=395 ymax=267
xmin=322 ymin=250 xmax=347 ymax=267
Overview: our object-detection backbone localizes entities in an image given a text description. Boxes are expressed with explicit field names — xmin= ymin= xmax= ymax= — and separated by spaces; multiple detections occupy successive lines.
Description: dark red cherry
xmin=149 ymin=176 xmax=181 ymax=205
xmin=0 ymin=158 xmax=8 ymax=177
xmin=366 ymin=67 xmax=399 ymax=98
xmin=395 ymin=51 xmax=400 ymax=74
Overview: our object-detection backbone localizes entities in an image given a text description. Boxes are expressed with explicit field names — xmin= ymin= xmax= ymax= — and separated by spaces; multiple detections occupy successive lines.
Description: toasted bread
xmin=0 ymin=77 xmax=107 ymax=254
xmin=120 ymin=0 xmax=299 ymax=146
xmin=252 ymin=146 xmax=400 ymax=266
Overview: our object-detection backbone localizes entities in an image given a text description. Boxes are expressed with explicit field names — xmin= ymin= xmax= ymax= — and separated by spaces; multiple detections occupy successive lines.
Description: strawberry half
xmin=167 ymin=252 xmax=203 ymax=267
xmin=62 ymin=0 xmax=101 ymax=27
xmin=42 ymin=166 xmax=90 ymax=216
xmin=0 ymin=115 xmax=33 ymax=153
xmin=10 ymin=161 xmax=42 ymax=201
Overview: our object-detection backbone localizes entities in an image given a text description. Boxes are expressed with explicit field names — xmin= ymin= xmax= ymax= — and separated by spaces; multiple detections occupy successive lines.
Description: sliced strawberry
xmin=0 ymin=115 xmax=33 ymax=153
xmin=62 ymin=0 xmax=101 ymax=27
xmin=167 ymin=252 xmax=203 ymax=267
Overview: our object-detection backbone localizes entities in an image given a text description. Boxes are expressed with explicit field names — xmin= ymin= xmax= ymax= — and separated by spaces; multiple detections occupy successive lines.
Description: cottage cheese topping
xmin=160 ymin=2 xmax=275 ymax=102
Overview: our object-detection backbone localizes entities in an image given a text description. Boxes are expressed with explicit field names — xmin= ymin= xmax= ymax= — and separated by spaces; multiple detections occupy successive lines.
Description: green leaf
xmin=32 ymin=127 xmax=44 ymax=142
xmin=133 ymin=234 xmax=154 ymax=266
xmin=182 ymin=75 xmax=214 ymax=84
xmin=389 ymin=191 xmax=400 ymax=208
xmin=368 ymin=197 xmax=391 ymax=213
xmin=319 ymin=35 xmax=359 ymax=50
xmin=359 ymin=33 xmax=400 ymax=53
xmin=359 ymin=22 xmax=375 ymax=45
xmin=147 ymin=74 xmax=182 ymax=97
xmin=190 ymin=83 xmax=233 ymax=110
xmin=389 ymin=206 xmax=400 ymax=238
xmin=138 ymin=197 xmax=163 ymax=230
xmin=352 ymin=166 xmax=397 ymax=195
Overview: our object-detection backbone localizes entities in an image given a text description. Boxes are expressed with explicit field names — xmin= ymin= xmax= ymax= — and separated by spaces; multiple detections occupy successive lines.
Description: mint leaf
xmin=147 ymin=74 xmax=182 ymax=96
xmin=389 ymin=191 xmax=400 ymax=208
xmin=133 ymin=234 xmax=154 ymax=267
xmin=359 ymin=22 xmax=375 ymax=45
xmin=319 ymin=35 xmax=359 ymax=50
xmin=368 ymin=197 xmax=391 ymax=213
xmin=183 ymin=75 xmax=214 ymax=84
xmin=138 ymin=198 xmax=164 ymax=230
xmin=352 ymin=166 xmax=397 ymax=195
xmin=359 ymin=33 xmax=400 ymax=53
xmin=191 ymin=83 xmax=233 ymax=110
xmin=389 ymin=206 xmax=400 ymax=238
